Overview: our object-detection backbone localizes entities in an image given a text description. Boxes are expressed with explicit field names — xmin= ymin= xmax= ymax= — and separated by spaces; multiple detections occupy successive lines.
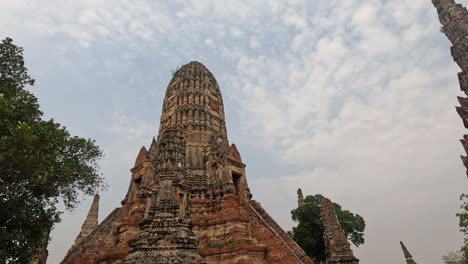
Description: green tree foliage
xmin=443 ymin=251 xmax=468 ymax=264
xmin=451 ymin=193 xmax=468 ymax=264
xmin=289 ymin=194 xmax=365 ymax=261
xmin=0 ymin=37 xmax=105 ymax=263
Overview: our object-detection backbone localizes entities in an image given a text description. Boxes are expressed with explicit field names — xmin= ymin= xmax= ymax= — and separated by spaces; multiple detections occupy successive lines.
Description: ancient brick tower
xmin=399 ymin=241 xmax=417 ymax=264
xmin=62 ymin=61 xmax=312 ymax=264
xmin=320 ymin=197 xmax=359 ymax=264
xmin=432 ymin=0 xmax=468 ymax=176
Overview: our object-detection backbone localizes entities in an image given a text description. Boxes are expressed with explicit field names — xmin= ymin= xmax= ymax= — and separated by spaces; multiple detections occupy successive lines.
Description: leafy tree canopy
xmin=449 ymin=193 xmax=468 ymax=264
xmin=289 ymin=194 xmax=365 ymax=261
xmin=443 ymin=250 xmax=468 ymax=264
xmin=0 ymin=37 xmax=105 ymax=263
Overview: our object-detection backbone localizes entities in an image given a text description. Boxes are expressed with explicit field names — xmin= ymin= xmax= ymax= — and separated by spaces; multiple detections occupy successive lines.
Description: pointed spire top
xmin=400 ymin=241 xmax=417 ymax=264
xmin=148 ymin=137 xmax=157 ymax=159
xmin=227 ymin=143 xmax=242 ymax=161
xmin=400 ymin=241 xmax=412 ymax=258
xmin=86 ymin=193 xmax=99 ymax=226
xmin=297 ymin=188 xmax=304 ymax=208
xmin=71 ymin=194 xmax=100 ymax=247
xmin=134 ymin=146 xmax=148 ymax=167
xmin=92 ymin=193 xmax=99 ymax=204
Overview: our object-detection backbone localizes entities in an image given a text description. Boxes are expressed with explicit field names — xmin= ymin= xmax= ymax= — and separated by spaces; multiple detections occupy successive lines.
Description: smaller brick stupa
xmin=72 ymin=194 xmax=99 ymax=248
xmin=320 ymin=197 xmax=359 ymax=264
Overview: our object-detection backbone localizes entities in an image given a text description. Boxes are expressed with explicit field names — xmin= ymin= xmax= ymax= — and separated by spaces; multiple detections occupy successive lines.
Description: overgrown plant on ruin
xmin=289 ymin=190 xmax=364 ymax=262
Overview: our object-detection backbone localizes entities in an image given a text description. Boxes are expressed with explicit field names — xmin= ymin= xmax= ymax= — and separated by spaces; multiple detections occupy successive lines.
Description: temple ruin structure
xmin=61 ymin=61 xmax=323 ymax=264
xmin=320 ymin=198 xmax=359 ymax=264
xmin=432 ymin=0 xmax=468 ymax=177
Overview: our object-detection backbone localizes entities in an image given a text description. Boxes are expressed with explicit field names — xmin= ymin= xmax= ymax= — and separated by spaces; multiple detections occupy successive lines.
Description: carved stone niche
xmin=176 ymin=188 xmax=188 ymax=217
xmin=227 ymin=162 xmax=248 ymax=200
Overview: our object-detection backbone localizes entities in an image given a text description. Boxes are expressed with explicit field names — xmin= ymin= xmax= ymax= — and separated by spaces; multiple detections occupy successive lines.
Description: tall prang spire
xmin=159 ymin=61 xmax=227 ymax=142
xmin=432 ymin=0 xmax=468 ymax=177
xmin=72 ymin=194 xmax=99 ymax=247
xmin=154 ymin=61 xmax=244 ymax=194
xmin=400 ymin=241 xmax=417 ymax=264
xmin=61 ymin=61 xmax=314 ymax=264
xmin=320 ymin=197 xmax=359 ymax=264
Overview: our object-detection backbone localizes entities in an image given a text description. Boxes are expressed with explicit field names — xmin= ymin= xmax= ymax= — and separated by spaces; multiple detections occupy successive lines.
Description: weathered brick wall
xmin=191 ymin=194 xmax=312 ymax=264
xmin=61 ymin=208 xmax=122 ymax=264
xmin=61 ymin=199 xmax=145 ymax=264
xmin=248 ymin=200 xmax=313 ymax=264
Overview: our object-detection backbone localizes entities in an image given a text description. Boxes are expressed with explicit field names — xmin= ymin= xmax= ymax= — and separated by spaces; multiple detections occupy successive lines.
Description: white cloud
xmin=223 ymin=1 xmax=468 ymax=263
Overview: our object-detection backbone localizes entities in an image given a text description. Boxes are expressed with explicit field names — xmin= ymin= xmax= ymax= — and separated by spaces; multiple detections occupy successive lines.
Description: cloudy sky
xmin=2 ymin=0 xmax=468 ymax=263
